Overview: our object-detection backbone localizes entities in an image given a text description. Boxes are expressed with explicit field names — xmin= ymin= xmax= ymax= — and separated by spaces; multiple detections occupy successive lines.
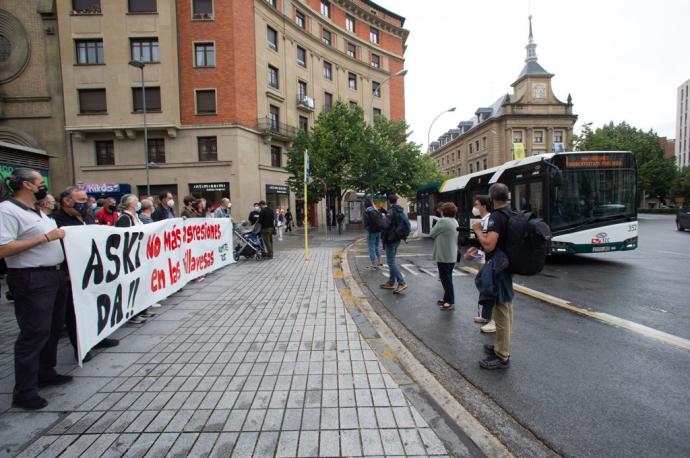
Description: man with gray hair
xmin=472 ymin=183 xmax=514 ymax=370
xmin=214 ymin=197 xmax=232 ymax=219
xmin=139 ymin=198 xmax=155 ymax=224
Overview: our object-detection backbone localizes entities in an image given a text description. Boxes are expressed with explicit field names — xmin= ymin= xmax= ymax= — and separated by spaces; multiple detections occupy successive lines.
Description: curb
xmin=333 ymin=244 xmax=514 ymax=458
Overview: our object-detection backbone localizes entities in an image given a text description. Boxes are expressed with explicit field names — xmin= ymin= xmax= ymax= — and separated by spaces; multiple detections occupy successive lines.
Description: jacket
xmin=382 ymin=204 xmax=410 ymax=244
xmin=474 ymin=248 xmax=514 ymax=307
xmin=430 ymin=217 xmax=459 ymax=263
xmin=258 ymin=207 xmax=275 ymax=229
xmin=152 ymin=205 xmax=174 ymax=221
xmin=363 ymin=206 xmax=380 ymax=233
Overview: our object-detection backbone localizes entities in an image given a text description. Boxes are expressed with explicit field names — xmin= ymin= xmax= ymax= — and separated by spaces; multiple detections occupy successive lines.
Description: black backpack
xmin=385 ymin=207 xmax=411 ymax=243
xmin=367 ymin=209 xmax=385 ymax=233
xmin=498 ymin=208 xmax=552 ymax=276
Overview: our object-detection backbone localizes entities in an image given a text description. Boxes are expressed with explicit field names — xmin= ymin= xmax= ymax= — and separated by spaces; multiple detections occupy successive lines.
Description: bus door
xmin=511 ymin=179 xmax=545 ymax=218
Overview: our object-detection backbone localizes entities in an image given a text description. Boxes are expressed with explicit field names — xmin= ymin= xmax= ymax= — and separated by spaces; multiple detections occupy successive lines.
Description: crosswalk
xmin=369 ymin=263 xmax=468 ymax=278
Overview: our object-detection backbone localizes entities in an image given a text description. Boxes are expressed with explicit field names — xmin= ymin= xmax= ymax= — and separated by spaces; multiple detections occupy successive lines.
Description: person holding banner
xmin=0 ymin=168 xmax=73 ymax=410
xmin=54 ymin=186 xmax=120 ymax=361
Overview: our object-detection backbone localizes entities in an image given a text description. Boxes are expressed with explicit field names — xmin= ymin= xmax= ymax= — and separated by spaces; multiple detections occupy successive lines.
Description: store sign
xmin=79 ymin=183 xmax=121 ymax=193
xmin=189 ymin=182 xmax=229 ymax=193
xmin=266 ymin=184 xmax=289 ymax=195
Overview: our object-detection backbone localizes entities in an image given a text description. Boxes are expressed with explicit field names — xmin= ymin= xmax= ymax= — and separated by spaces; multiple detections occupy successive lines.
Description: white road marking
xmin=657 ymin=250 xmax=690 ymax=259
xmin=355 ymin=254 xmax=432 ymax=258
xmin=419 ymin=268 xmax=436 ymax=277
xmin=401 ymin=264 xmax=420 ymax=276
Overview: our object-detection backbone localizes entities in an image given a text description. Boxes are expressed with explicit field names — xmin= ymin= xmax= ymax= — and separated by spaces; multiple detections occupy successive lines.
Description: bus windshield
xmin=549 ymin=168 xmax=636 ymax=230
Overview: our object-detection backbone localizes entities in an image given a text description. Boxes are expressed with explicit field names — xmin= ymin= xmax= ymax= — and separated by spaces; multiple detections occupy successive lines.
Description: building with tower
xmin=429 ymin=16 xmax=577 ymax=177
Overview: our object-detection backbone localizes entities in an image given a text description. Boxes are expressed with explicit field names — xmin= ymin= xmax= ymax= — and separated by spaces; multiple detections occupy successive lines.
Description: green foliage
xmin=671 ymin=167 xmax=690 ymax=201
xmin=638 ymin=157 xmax=678 ymax=200
xmin=286 ymin=100 xmax=444 ymax=201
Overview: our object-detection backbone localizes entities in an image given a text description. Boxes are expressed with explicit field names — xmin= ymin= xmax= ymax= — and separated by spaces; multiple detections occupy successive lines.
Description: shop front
xmin=79 ymin=183 xmax=132 ymax=203
xmin=0 ymin=141 xmax=52 ymax=190
xmin=266 ymin=184 xmax=289 ymax=211
xmin=189 ymin=182 xmax=230 ymax=209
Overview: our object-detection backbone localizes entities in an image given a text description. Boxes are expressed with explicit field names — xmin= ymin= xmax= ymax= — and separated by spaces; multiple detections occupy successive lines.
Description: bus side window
xmin=529 ymin=182 xmax=544 ymax=217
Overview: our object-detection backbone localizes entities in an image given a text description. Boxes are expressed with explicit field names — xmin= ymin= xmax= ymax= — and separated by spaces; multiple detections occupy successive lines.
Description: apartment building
xmin=57 ymin=0 xmax=408 ymax=221
xmin=676 ymin=79 xmax=689 ymax=169
xmin=430 ymin=17 xmax=577 ymax=177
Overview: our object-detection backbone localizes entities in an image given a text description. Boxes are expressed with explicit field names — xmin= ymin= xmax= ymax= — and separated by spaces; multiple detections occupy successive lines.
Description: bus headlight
xmin=623 ymin=236 xmax=638 ymax=249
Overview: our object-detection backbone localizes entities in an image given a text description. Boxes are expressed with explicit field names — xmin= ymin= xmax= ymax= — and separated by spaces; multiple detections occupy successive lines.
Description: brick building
xmin=56 ymin=0 xmax=408 ymax=222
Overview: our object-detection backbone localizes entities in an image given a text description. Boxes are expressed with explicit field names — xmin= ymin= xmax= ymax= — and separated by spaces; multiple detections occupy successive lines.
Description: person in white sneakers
xmin=464 ymin=195 xmax=495 ymax=333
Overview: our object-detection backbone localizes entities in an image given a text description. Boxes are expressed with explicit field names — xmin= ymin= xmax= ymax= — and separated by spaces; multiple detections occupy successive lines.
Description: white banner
xmin=62 ymin=218 xmax=234 ymax=362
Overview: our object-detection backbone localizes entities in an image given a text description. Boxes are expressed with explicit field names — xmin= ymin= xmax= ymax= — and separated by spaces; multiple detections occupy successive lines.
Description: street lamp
xmin=129 ymin=60 xmax=150 ymax=196
xmin=427 ymin=107 xmax=456 ymax=153
xmin=368 ymin=68 xmax=408 ymax=121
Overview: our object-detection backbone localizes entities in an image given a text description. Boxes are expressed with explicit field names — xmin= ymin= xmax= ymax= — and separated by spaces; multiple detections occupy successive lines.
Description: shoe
xmin=437 ymin=300 xmax=445 ymax=306
xmin=474 ymin=316 xmax=490 ymax=324
xmin=479 ymin=354 xmax=510 ymax=370
xmin=139 ymin=312 xmax=154 ymax=318
xmin=380 ymin=282 xmax=395 ymax=290
xmin=129 ymin=316 xmax=147 ymax=324
xmin=483 ymin=344 xmax=496 ymax=356
xmin=12 ymin=395 xmax=48 ymax=410
xmin=38 ymin=374 xmax=73 ymax=388
xmin=480 ymin=321 xmax=496 ymax=333
xmin=149 ymin=302 xmax=162 ymax=308
xmin=441 ymin=302 xmax=455 ymax=311
xmin=94 ymin=338 xmax=119 ymax=349
xmin=393 ymin=283 xmax=408 ymax=294
xmin=195 ymin=276 xmax=206 ymax=283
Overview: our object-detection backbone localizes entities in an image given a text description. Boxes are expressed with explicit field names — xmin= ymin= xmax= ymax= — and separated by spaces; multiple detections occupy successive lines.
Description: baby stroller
xmin=233 ymin=220 xmax=267 ymax=261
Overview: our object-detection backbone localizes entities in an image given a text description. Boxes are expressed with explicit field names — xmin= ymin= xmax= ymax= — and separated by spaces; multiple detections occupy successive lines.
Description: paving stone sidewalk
xmin=0 ymin=245 xmax=449 ymax=457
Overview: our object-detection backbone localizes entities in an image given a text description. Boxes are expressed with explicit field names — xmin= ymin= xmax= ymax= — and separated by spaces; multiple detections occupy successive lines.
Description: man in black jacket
xmin=152 ymin=191 xmax=175 ymax=222
xmin=257 ymin=200 xmax=275 ymax=258
xmin=53 ymin=186 xmax=119 ymax=362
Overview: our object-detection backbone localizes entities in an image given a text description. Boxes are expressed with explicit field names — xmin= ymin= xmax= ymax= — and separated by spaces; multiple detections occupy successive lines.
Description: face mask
xmin=33 ymin=184 xmax=48 ymax=201
xmin=254 ymin=206 xmax=260 ymax=211
xmin=91 ymin=203 xmax=97 ymax=211
xmin=472 ymin=207 xmax=481 ymax=217
xmin=228 ymin=203 xmax=232 ymax=208
xmin=74 ymin=202 xmax=89 ymax=215
xmin=167 ymin=199 xmax=175 ymax=207
xmin=135 ymin=202 xmax=142 ymax=212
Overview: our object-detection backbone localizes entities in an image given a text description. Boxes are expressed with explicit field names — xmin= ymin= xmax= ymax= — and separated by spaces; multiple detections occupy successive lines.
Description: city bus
xmin=417 ymin=151 xmax=638 ymax=254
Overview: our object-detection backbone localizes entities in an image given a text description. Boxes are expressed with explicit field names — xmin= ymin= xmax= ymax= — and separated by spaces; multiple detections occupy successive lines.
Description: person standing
xmin=464 ymin=195 xmax=494 ymax=332
xmin=0 ymin=168 xmax=73 ymax=409
xmin=336 ymin=211 xmax=345 ymax=235
xmin=380 ymin=194 xmax=411 ymax=294
xmin=152 ymin=191 xmax=175 ymax=221
xmin=96 ymin=197 xmax=119 ymax=226
xmin=258 ymin=200 xmax=275 ymax=258
xmin=214 ymin=198 xmax=232 ymax=219
xmin=248 ymin=203 xmax=261 ymax=225
xmin=284 ymin=208 xmax=293 ymax=232
xmin=430 ymin=202 xmax=459 ymax=311
xmin=363 ymin=199 xmax=383 ymax=270
xmin=180 ymin=196 xmax=195 ymax=218
xmin=276 ymin=209 xmax=285 ymax=241
xmin=472 ymin=183 xmax=514 ymax=370
xmin=138 ymin=198 xmax=155 ymax=224
xmin=38 ymin=194 xmax=56 ymax=216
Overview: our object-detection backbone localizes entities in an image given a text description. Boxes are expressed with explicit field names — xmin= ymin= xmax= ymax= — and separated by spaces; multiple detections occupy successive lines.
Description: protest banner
xmin=62 ymin=218 xmax=234 ymax=362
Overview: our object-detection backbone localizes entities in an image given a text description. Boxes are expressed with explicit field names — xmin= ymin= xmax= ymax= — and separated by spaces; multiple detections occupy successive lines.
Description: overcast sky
xmin=373 ymin=0 xmax=690 ymax=149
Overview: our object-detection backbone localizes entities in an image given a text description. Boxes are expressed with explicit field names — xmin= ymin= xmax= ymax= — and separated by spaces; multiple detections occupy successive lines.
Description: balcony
xmin=297 ymin=95 xmax=315 ymax=112
xmin=257 ymin=117 xmax=299 ymax=143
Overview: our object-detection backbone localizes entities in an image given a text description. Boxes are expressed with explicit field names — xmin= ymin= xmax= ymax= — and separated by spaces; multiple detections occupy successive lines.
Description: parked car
xmin=677 ymin=207 xmax=690 ymax=231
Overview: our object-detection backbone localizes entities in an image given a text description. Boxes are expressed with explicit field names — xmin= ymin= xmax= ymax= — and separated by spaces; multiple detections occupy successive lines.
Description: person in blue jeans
xmin=380 ymin=194 xmax=411 ymax=294
xmin=363 ymin=199 xmax=382 ymax=269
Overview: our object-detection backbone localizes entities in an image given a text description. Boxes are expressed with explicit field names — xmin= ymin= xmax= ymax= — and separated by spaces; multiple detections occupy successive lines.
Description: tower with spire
xmin=511 ymin=15 xmax=556 ymax=104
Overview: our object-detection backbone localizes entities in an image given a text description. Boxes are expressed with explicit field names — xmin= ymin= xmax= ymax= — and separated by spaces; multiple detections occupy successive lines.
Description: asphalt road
xmin=348 ymin=214 xmax=690 ymax=458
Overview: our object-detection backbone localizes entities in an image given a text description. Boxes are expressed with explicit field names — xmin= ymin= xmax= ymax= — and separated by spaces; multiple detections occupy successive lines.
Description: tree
xmin=638 ymin=157 xmax=678 ymax=201
xmin=671 ymin=167 xmax=690 ymax=202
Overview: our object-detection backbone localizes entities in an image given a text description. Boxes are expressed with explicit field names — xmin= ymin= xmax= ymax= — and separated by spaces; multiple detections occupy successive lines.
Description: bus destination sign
xmin=565 ymin=155 xmax=624 ymax=169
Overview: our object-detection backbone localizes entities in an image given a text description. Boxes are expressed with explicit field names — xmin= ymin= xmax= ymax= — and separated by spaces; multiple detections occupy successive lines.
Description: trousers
xmin=385 ymin=240 xmax=405 ymax=285
xmin=367 ymin=232 xmax=381 ymax=264
xmin=493 ymin=301 xmax=513 ymax=360
xmin=437 ymin=262 xmax=455 ymax=304
xmin=261 ymin=228 xmax=274 ymax=257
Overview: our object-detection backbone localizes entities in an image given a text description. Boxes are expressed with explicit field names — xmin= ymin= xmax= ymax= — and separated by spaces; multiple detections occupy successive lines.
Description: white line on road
xmin=657 ymin=250 xmax=690 ymax=259
xmin=459 ymin=266 xmax=690 ymax=351
xmin=401 ymin=264 xmax=420 ymax=276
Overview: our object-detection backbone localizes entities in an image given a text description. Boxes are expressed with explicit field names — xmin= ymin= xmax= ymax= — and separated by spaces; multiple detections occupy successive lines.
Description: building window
xmin=347 ymin=42 xmax=356 ymax=59
xmin=269 ymin=105 xmax=280 ymax=131
xmin=197 ymin=136 xmax=217 ymax=161
xmin=320 ymin=1 xmax=330 ymax=17
xmin=373 ymin=107 xmax=381 ymax=118
xmin=194 ymin=42 xmax=215 ymax=67
xmin=78 ymin=89 xmax=107 ymax=114
xmin=476 ymin=161 xmax=480 ymax=171
xmin=75 ymin=40 xmax=104 ymax=65
xmin=128 ymin=0 xmax=156 ymax=13
xmin=130 ymin=38 xmax=159 ymax=63
xmin=299 ymin=116 xmax=308 ymax=132
xmin=533 ymin=129 xmax=544 ymax=144
xmin=268 ymin=65 xmax=279 ymax=89
xmin=295 ymin=10 xmax=305 ymax=28
xmin=554 ymin=130 xmax=564 ymax=143
xmin=265 ymin=0 xmax=276 ymax=6
xmin=195 ymin=89 xmax=216 ymax=114
xmin=482 ymin=136 xmax=487 ymax=149
xmin=370 ymin=27 xmax=379 ymax=44
xmin=512 ymin=130 xmax=523 ymax=143
xmin=298 ymin=80 xmax=307 ymax=100
xmin=349 ymin=101 xmax=357 ymax=109
xmin=322 ymin=29 xmax=332 ymax=46
xmin=132 ymin=87 xmax=161 ymax=112
xmin=469 ymin=143 xmax=473 ymax=154
xmin=148 ymin=138 xmax=165 ymax=163
xmin=267 ymin=26 xmax=278 ymax=51
xmin=348 ymin=72 xmax=357 ymax=90
xmin=0 ymin=36 xmax=11 ymax=62
xmin=296 ymin=46 xmax=306 ymax=67
xmin=475 ymin=140 xmax=479 ymax=151
xmin=345 ymin=14 xmax=355 ymax=32
xmin=192 ymin=0 xmax=213 ymax=19
xmin=323 ymin=61 xmax=332 ymax=80
xmin=271 ymin=145 xmax=281 ymax=167
xmin=324 ymin=92 xmax=333 ymax=112
xmin=371 ymin=53 xmax=380 ymax=68
xmin=95 ymin=140 xmax=114 ymax=165
xmin=483 ymin=158 xmax=487 ymax=170
xmin=372 ymin=81 xmax=381 ymax=97
xmin=72 ymin=0 xmax=101 ymax=14
xmin=470 ymin=163 xmax=474 ymax=173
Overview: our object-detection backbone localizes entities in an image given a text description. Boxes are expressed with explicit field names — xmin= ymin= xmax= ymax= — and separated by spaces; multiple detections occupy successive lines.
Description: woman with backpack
xmin=430 ymin=202 xmax=459 ymax=310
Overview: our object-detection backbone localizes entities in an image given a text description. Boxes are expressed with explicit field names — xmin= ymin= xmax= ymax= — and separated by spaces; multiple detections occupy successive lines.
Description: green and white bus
xmin=416 ymin=151 xmax=638 ymax=254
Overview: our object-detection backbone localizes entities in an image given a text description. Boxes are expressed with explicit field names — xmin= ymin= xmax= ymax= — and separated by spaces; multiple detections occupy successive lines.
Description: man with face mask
xmin=248 ymin=202 xmax=260 ymax=225
xmin=152 ymin=191 xmax=176 ymax=222
xmin=0 ymin=168 xmax=72 ymax=409
xmin=96 ymin=197 xmax=119 ymax=226
xmin=53 ymin=186 xmax=119 ymax=362
xmin=214 ymin=197 xmax=232 ymax=219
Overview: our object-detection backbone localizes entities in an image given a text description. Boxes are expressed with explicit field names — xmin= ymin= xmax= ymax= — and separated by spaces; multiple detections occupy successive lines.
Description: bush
xmin=637 ymin=208 xmax=681 ymax=214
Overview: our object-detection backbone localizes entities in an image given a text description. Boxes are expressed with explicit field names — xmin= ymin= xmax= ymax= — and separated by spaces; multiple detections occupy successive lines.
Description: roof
xmin=514 ymin=61 xmax=553 ymax=84
xmin=361 ymin=0 xmax=406 ymax=25
xmin=489 ymin=153 xmax=556 ymax=184
xmin=439 ymin=166 xmax=502 ymax=193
